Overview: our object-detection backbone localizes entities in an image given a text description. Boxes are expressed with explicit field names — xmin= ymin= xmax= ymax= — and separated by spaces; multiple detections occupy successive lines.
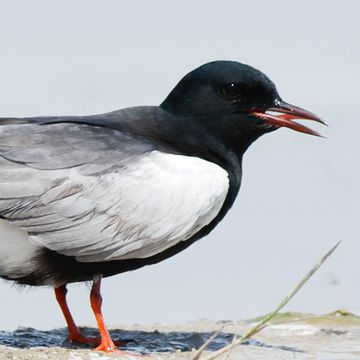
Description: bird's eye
xmin=222 ymin=83 xmax=244 ymax=100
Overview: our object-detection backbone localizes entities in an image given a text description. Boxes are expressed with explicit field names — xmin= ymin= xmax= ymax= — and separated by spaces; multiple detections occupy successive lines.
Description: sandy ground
xmin=0 ymin=311 xmax=359 ymax=360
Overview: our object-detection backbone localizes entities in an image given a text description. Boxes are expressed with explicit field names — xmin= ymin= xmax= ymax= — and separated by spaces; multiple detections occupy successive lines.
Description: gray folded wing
xmin=0 ymin=119 xmax=229 ymax=263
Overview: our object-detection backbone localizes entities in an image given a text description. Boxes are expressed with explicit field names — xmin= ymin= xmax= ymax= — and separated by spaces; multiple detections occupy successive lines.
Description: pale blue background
xmin=0 ymin=0 xmax=358 ymax=329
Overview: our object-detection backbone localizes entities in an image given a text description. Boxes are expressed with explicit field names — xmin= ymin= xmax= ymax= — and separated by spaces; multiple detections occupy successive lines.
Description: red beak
xmin=251 ymin=100 xmax=327 ymax=137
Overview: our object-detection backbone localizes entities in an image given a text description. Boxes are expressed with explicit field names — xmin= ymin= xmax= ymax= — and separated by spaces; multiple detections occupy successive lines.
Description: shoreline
xmin=0 ymin=311 xmax=359 ymax=359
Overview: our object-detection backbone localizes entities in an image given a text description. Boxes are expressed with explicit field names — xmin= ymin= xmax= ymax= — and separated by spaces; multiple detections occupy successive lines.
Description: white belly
xmin=0 ymin=220 xmax=40 ymax=277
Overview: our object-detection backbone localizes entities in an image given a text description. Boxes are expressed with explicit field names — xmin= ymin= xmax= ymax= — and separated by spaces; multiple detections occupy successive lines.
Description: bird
xmin=0 ymin=60 xmax=326 ymax=353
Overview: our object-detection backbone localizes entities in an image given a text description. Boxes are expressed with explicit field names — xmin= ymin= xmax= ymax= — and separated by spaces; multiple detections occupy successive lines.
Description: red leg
xmin=90 ymin=275 xmax=124 ymax=352
xmin=55 ymin=284 xmax=100 ymax=345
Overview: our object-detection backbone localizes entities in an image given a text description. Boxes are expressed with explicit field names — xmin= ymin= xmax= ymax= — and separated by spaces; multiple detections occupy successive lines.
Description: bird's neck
xmin=159 ymin=108 xmax=265 ymax=162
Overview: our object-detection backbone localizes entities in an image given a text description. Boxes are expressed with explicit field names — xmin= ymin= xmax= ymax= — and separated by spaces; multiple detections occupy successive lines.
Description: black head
xmin=161 ymin=61 xmax=324 ymax=154
xmin=161 ymin=61 xmax=278 ymax=118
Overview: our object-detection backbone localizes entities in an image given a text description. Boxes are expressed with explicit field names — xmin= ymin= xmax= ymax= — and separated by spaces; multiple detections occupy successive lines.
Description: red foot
xmin=95 ymin=335 xmax=116 ymax=351
xmin=95 ymin=343 xmax=118 ymax=352
xmin=95 ymin=340 xmax=144 ymax=357
xmin=95 ymin=344 xmax=143 ymax=358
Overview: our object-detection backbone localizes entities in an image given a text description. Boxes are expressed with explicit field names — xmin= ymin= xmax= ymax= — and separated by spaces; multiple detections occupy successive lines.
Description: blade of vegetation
xmin=197 ymin=241 xmax=340 ymax=360
xmin=221 ymin=335 xmax=237 ymax=360
xmin=192 ymin=325 xmax=226 ymax=360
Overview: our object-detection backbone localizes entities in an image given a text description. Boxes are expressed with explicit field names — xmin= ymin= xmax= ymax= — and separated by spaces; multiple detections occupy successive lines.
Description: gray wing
xmin=0 ymin=118 xmax=152 ymax=257
xmin=0 ymin=116 xmax=229 ymax=263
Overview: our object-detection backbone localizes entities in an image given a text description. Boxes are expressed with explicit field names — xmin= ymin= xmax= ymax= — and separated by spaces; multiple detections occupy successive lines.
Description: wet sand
xmin=0 ymin=311 xmax=359 ymax=359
